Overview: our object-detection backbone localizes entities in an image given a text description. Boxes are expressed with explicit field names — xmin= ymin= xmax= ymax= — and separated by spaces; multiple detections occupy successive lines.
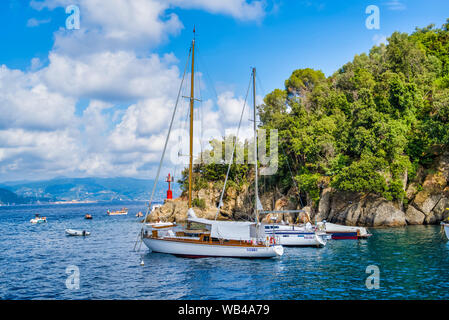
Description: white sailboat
xmin=138 ymin=30 xmax=283 ymax=259
xmin=143 ymin=209 xmax=283 ymax=258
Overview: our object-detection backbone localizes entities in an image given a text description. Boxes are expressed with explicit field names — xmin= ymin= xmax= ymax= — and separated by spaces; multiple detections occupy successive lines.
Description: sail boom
xmin=259 ymin=210 xmax=305 ymax=214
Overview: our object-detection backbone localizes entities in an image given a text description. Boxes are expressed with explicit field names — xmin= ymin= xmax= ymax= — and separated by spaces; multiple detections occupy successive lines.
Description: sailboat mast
xmin=188 ymin=31 xmax=195 ymax=209
xmin=253 ymin=67 xmax=259 ymax=223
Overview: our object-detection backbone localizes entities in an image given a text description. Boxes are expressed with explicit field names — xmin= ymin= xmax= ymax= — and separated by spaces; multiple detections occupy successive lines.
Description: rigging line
xmin=196 ymin=46 xmax=219 ymax=102
xmin=135 ymin=47 xmax=191 ymax=250
xmin=214 ymin=73 xmax=252 ymax=220
xmin=256 ymin=73 xmax=267 ymax=98
xmin=280 ymin=142 xmax=304 ymax=208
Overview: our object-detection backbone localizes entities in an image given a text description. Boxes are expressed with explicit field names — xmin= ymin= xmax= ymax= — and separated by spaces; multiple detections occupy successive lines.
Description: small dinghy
xmin=65 ymin=229 xmax=90 ymax=236
xmin=85 ymin=214 xmax=93 ymax=220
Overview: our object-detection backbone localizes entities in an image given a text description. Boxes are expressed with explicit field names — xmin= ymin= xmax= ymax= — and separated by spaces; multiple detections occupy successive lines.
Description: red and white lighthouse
xmin=166 ymin=173 xmax=174 ymax=200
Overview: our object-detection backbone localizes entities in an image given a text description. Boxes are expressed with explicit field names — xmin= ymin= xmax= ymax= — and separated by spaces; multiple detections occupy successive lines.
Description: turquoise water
xmin=1 ymin=201 xmax=448 ymax=300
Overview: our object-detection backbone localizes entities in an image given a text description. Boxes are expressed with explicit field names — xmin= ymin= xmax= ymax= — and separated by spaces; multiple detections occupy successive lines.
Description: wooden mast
xmin=188 ymin=29 xmax=195 ymax=209
xmin=253 ymin=67 xmax=259 ymax=223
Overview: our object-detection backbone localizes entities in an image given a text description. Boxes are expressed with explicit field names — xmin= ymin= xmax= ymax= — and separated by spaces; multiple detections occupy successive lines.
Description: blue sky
xmin=2 ymin=1 xmax=449 ymax=94
xmin=0 ymin=0 xmax=448 ymax=182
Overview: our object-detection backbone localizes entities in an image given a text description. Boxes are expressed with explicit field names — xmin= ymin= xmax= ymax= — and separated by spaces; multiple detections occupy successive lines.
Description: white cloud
xmin=42 ymin=51 xmax=180 ymax=102
xmin=31 ymin=0 xmax=183 ymax=55
xmin=0 ymin=128 xmax=82 ymax=179
xmin=0 ymin=65 xmax=76 ymax=131
xmin=0 ymin=0 xmax=270 ymax=181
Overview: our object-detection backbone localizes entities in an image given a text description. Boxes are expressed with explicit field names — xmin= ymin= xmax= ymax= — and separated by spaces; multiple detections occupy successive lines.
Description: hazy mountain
xmin=1 ymin=177 xmax=180 ymax=203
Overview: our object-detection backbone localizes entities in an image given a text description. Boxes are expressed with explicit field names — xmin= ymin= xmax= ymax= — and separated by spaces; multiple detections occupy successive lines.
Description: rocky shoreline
xmin=147 ymin=151 xmax=449 ymax=227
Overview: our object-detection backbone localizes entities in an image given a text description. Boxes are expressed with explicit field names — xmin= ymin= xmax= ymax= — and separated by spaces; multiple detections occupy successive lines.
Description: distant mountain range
xmin=0 ymin=177 xmax=181 ymax=204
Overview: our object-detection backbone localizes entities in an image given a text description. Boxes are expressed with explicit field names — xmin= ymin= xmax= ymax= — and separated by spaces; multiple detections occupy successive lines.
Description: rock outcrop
xmin=405 ymin=205 xmax=426 ymax=225
xmin=403 ymin=150 xmax=449 ymax=225
xmin=313 ymin=191 xmax=407 ymax=227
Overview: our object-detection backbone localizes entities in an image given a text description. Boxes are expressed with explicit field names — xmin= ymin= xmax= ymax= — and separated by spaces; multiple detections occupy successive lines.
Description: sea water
xmin=1 ymin=201 xmax=448 ymax=300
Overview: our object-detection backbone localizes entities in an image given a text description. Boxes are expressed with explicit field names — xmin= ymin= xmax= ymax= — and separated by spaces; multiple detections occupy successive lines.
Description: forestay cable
xmin=134 ymin=47 xmax=191 ymax=251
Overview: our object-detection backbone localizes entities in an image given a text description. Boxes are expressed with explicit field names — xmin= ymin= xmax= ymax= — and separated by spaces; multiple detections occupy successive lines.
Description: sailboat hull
xmin=270 ymin=232 xmax=326 ymax=247
xmin=143 ymin=238 xmax=283 ymax=258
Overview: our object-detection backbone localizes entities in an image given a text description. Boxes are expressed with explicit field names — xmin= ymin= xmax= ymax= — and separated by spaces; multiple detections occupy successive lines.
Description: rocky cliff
xmin=148 ymin=152 xmax=449 ymax=227
xmin=312 ymin=151 xmax=449 ymax=227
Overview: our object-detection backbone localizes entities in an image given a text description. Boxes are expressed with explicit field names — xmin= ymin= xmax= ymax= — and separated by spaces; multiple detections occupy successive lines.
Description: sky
xmin=0 ymin=0 xmax=448 ymax=182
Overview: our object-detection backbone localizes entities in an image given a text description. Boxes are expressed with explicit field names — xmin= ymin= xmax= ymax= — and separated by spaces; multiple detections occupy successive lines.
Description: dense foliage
xmin=258 ymin=20 xmax=449 ymax=205
xmin=181 ymin=20 xmax=449 ymax=207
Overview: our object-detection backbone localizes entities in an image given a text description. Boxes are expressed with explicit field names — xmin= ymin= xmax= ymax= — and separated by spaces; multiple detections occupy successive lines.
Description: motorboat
xmin=263 ymin=223 xmax=327 ymax=247
xmin=316 ymin=221 xmax=371 ymax=240
xmin=30 ymin=214 xmax=47 ymax=224
xmin=107 ymin=208 xmax=128 ymax=216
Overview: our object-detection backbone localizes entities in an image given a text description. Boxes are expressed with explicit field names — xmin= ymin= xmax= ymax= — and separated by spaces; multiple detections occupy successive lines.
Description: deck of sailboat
xmin=143 ymin=231 xmax=269 ymax=248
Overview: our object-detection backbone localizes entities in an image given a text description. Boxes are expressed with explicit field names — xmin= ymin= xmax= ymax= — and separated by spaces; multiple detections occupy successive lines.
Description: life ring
xmin=270 ymin=237 xmax=275 ymax=245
